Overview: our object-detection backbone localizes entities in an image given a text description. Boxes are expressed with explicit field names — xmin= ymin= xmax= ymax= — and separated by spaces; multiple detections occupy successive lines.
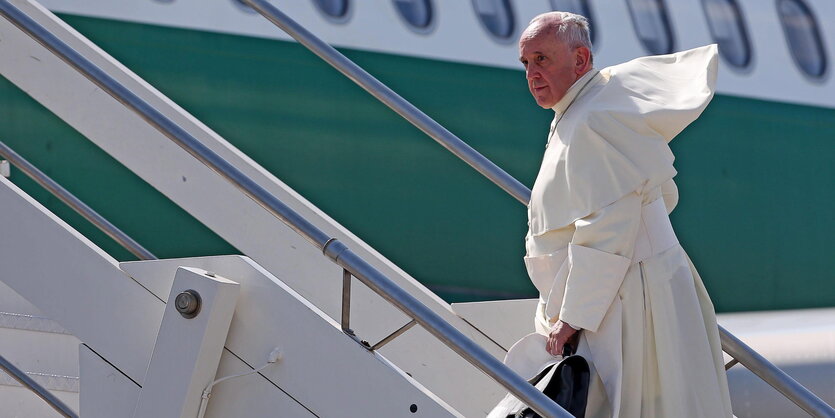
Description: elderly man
xmin=505 ymin=11 xmax=734 ymax=417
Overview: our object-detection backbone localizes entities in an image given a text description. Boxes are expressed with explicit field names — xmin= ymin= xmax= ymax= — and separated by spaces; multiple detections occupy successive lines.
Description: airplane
xmin=0 ymin=0 xmax=832 ymax=416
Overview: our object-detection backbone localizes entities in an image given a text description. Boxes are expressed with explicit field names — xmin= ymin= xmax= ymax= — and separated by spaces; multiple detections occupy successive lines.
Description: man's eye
xmin=536 ymin=56 xmax=546 ymax=62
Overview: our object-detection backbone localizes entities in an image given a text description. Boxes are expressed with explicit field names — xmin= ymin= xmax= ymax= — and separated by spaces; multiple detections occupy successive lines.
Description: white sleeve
xmin=558 ymin=192 xmax=641 ymax=332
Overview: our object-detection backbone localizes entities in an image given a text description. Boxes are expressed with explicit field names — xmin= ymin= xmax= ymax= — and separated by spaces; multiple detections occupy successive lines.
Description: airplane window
xmin=313 ymin=0 xmax=349 ymax=19
xmin=626 ymin=0 xmax=675 ymax=55
xmin=394 ymin=0 xmax=433 ymax=30
xmin=549 ymin=0 xmax=597 ymax=45
xmin=701 ymin=0 xmax=752 ymax=69
xmin=777 ymin=0 xmax=827 ymax=78
xmin=472 ymin=0 xmax=515 ymax=41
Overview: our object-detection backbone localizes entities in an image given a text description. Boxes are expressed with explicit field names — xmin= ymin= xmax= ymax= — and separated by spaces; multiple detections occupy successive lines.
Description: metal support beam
xmin=724 ymin=358 xmax=739 ymax=371
xmin=133 ymin=267 xmax=240 ymax=418
xmin=341 ymin=269 xmax=351 ymax=332
xmin=372 ymin=320 xmax=417 ymax=351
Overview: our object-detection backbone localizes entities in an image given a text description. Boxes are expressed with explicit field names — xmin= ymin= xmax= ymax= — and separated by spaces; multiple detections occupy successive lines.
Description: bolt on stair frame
xmin=238 ymin=1 xmax=835 ymax=416
xmin=0 ymin=2 xmax=571 ymax=416
xmin=0 ymin=354 xmax=79 ymax=418
xmin=0 ymin=140 xmax=157 ymax=261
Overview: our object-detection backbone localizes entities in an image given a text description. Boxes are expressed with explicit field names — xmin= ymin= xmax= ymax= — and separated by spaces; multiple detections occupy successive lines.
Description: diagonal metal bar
xmin=0 ymin=354 xmax=78 ymax=418
xmin=371 ymin=319 xmax=417 ymax=351
xmin=724 ymin=358 xmax=739 ymax=371
xmin=0 ymin=140 xmax=156 ymax=261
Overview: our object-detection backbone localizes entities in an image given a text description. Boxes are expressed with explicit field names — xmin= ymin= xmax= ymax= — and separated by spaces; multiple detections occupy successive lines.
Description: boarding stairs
xmin=0 ymin=0 xmax=833 ymax=417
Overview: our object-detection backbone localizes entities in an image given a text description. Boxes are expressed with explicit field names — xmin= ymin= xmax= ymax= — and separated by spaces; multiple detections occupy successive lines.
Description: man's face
xmin=519 ymin=31 xmax=579 ymax=109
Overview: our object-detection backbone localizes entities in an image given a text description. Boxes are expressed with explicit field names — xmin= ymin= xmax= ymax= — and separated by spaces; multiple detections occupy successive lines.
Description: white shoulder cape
xmin=528 ymin=45 xmax=718 ymax=236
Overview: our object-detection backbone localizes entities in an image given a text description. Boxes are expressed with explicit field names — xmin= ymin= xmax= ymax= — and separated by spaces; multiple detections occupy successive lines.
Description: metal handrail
xmin=0 ymin=354 xmax=79 ymax=418
xmin=719 ymin=326 xmax=835 ymax=417
xmin=0 ymin=140 xmax=156 ymax=260
xmin=0 ymin=2 xmax=569 ymax=417
xmin=240 ymin=2 xmax=835 ymax=417
xmin=241 ymin=0 xmax=531 ymax=206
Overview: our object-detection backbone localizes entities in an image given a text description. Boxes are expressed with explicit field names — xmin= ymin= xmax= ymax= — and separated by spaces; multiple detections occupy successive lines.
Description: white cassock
xmin=496 ymin=45 xmax=734 ymax=417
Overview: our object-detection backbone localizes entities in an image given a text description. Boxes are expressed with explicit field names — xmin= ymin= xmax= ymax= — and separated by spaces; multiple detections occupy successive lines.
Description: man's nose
xmin=526 ymin=68 xmax=540 ymax=81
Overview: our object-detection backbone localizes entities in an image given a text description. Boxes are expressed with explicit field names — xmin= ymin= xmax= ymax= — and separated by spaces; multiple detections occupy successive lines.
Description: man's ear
xmin=575 ymin=46 xmax=592 ymax=73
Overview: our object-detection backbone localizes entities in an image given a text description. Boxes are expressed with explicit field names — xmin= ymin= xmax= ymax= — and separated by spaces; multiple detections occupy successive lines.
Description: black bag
xmin=510 ymin=344 xmax=590 ymax=418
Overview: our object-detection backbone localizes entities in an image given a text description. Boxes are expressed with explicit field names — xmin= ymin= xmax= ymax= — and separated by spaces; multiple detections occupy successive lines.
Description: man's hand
xmin=546 ymin=320 xmax=579 ymax=356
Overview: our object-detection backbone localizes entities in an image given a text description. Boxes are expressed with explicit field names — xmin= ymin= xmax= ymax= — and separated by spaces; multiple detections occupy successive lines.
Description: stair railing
xmin=240 ymin=1 xmax=835 ymax=417
xmin=0 ymin=140 xmax=156 ymax=261
xmin=0 ymin=354 xmax=78 ymax=418
xmin=0 ymin=1 xmax=571 ymax=416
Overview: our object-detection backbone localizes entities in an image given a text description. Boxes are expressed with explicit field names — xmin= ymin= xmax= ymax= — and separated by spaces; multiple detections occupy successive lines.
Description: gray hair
xmin=527 ymin=12 xmax=593 ymax=60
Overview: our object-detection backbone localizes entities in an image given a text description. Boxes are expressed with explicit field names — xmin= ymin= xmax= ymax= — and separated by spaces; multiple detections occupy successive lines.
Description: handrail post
xmin=341 ymin=269 xmax=351 ymax=332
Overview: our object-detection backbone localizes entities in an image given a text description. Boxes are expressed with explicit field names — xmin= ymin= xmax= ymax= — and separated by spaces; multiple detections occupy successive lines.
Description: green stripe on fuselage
xmin=1 ymin=14 xmax=831 ymax=312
